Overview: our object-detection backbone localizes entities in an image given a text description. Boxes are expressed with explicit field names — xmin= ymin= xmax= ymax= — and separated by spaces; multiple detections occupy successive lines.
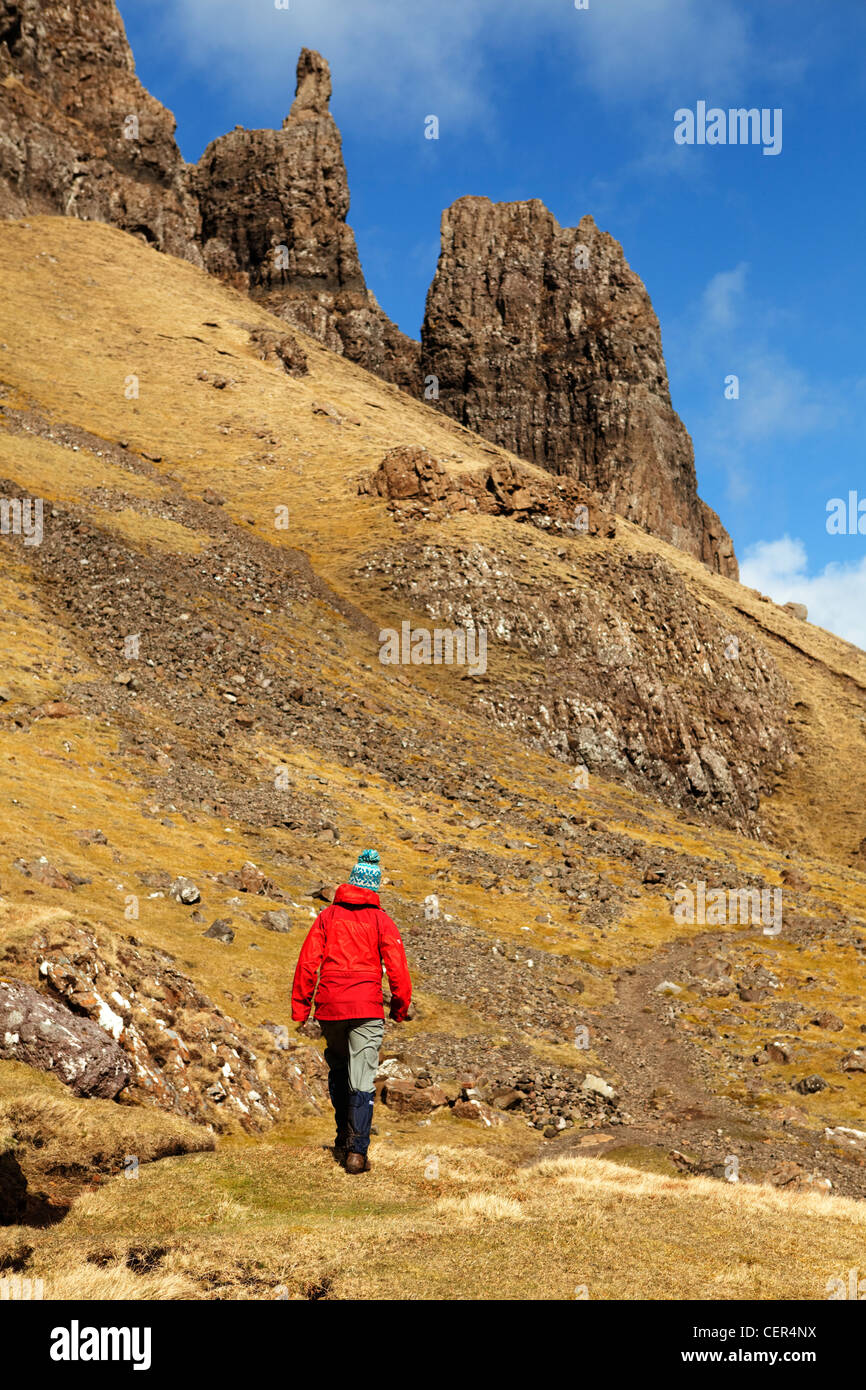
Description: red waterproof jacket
xmin=291 ymin=883 xmax=412 ymax=1023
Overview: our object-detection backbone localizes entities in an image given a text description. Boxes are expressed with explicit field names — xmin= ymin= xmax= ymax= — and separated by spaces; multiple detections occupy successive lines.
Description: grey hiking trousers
xmin=320 ymin=1017 xmax=385 ymax=1093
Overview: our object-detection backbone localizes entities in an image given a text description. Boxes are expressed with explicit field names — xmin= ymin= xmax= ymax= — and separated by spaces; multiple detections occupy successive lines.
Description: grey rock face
xmin=0 ymin=0 xmax=202 ymax=261
xmin=194 ymin=47 xmax=420 ymax=390
xmin=0 ymin=978 xmax=131 ymax=1098
xmin=420 ymin=197 xmax=737 ymax=576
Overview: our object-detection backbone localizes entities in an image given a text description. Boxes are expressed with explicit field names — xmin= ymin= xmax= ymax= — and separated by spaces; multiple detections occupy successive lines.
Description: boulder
xmin=812 ymin=1011 xmax=844 ymax=1031
xmin=0 ymin=980 xmax=130 ymax=1099
xmin=169 ymin=876 xmax=201 ymax=905
xmin=581 ymin=1073 xmax=618 ymax=1101
xmin=782 ymin=602 xmax=808 ymax=622
xmin=203 ymin=920 xmax=234 ymax=944
xmin=380 ymin=1079 xmax=447 ymax=1114
xmin=262 ymin=910 xmax=292 ymax=933
xmin=793 ymin=1074 xmax=828 ymax=1094
xmin=451 ymin=1097 xmax=502 ymax=1126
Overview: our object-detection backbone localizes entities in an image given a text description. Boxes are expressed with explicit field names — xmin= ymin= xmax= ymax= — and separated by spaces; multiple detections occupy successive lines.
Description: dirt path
xmin=546 ymin=928 xmax=866 ymax=1198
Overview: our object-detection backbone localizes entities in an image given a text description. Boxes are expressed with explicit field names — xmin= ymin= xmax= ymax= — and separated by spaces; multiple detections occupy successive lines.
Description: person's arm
xmin=291 ymin=914 xmax=327 ymax=1022
xmin=378 ymin=913 xmax=412 ymax=1021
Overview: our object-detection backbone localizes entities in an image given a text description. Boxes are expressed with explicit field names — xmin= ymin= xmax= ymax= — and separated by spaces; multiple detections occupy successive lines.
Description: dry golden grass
xmin=6 ymin=1137 xmax=863 ymax=1301
xmin=0 ymin=1062 xmax=215 ymax=1176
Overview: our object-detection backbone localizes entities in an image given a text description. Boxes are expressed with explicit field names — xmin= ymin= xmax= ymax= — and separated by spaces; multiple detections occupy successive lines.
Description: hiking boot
xmin=344 ymin=1152 xmax=371 ymax=1174
xmin=333 ymin=1129 xmax=349 ymax=1163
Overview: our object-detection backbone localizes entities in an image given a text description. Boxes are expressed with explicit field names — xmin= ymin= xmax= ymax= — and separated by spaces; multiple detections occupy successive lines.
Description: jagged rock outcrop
xmin=195 ymin=48 xmax=419 ymax=389
xmin=0 ymin=977 xmax=131 ymax=1098
xmin=361 ymin=537 xmax=785 ymax=829
xmin=0 ymin=0 xmax=201 ymax=260
xmin=0 ymin=921 xmax=329 ymax=1132
xmin=420 ymin=197 xmax=737 ymax=577
xmin=361 ymin=444 xmax=617 ymax=537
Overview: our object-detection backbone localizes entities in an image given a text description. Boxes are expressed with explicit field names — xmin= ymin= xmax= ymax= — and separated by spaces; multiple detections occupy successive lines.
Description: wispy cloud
xmin=701 ymin=263 xmax=749 ymax=332
xmin=669 ymin=262 xmax=839 ymax=501
xmin=142 ymin=0 xmax=524 ymax=130
xmin=572 ymin=0 xmax=754 ymax=100
xmin=140 ymin=0 xmax=795 ymax=137
xmin=740 ymin=536 xmax=866 ymax=652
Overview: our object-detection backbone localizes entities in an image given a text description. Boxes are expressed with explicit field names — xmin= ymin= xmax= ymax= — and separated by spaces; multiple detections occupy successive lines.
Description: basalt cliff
xmin=421 ymin=197 xmax=737 ymax=576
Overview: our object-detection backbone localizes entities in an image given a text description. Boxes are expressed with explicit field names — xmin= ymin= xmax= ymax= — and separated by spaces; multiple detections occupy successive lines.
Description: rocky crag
xmin=0 ymin=0 xmax=201 ymax=261
xmin=195 ymin=48 xmax=419 ymax=391
xmin=0 ymin=2 xmax=734 ymax=572
xmin=420 ymin=197 xmax=736 ymax=577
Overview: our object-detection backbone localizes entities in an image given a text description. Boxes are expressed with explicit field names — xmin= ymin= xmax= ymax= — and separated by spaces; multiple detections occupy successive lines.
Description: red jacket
xmin=291 ymin=883 xmax=412 ymax=1023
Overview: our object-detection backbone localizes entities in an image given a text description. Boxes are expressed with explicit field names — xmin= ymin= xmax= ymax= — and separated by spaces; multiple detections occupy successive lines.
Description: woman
xmin=291 ymin=849 xmax=413 ymax=1173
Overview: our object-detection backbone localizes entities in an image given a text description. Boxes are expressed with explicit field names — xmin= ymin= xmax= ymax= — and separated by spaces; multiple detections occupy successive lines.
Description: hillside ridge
xmin=0 ymin=2 xmax=733 ymax=571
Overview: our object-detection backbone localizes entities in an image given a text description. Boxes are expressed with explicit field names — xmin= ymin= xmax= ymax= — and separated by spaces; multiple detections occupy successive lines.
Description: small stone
xmin=793 ymin=1074 xmax=828 ymax=1094
xmin=237 ymin=861 xmax=265 ymax=894
xmin=812 ymin=1011 xmax=844 ymax=1031
xmin=825 ymin=1125 xmax=866 ymax=1149
xmin=170 ymin=876 xmax=201 ymax=905
xmin=262 ymin=910 xmax=292 ymax=933
xmin=203 ymin=920 xmax=234 ymax=944
xmin=642 ymin=867 xmax=666 ymax=884
xmin=381 ymin=1079 xmax=447 ymax=1114
xmin=40 ymin=701 xmax=79 ymax=718
xmin=581 ymin=1074 xmax=618 ymax=1101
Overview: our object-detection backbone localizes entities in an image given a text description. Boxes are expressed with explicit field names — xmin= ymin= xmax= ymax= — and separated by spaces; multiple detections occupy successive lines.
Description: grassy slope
xmin=15 ymin=1140 xmax=866 ymax=1301
xmin=0 ymin=217 xmax=864 ymax=1298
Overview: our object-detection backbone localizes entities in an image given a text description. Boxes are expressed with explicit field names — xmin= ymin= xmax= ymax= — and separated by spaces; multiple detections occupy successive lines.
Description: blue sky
xmin=118 ymin=0 xmax=866 ymax=647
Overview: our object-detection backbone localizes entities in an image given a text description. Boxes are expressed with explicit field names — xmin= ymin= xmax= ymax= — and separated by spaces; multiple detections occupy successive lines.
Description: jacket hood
xmin=333 ymin=882 xmax=381 ymax=908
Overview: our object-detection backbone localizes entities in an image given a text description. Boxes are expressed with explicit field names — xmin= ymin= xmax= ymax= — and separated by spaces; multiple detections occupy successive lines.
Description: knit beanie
xmin=348 ymin=848 xmax=381 ymax=891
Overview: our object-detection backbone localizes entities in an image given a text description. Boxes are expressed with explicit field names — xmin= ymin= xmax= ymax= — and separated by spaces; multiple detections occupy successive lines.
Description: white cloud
xmin=723 ymin=350 xmax=832 ymax=444
xmin=139 ymin=0 xmax=782 ymax=136
xmin=572 ymin=0 xmax=753 ymax=100
xmin=740 ymin=536 xmax=866 ymax=652
xmin=700 ymin=262 xmax=749 ymax=332
xmin=143 ymin=0 xmax=525 ymax=130
xmin=670 ymin=264 xmax=838 ymax=502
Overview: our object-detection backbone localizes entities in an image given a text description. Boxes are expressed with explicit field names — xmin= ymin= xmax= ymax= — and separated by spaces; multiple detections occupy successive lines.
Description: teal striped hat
xmin=348 ymin=848 xmax=381 ymax=890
